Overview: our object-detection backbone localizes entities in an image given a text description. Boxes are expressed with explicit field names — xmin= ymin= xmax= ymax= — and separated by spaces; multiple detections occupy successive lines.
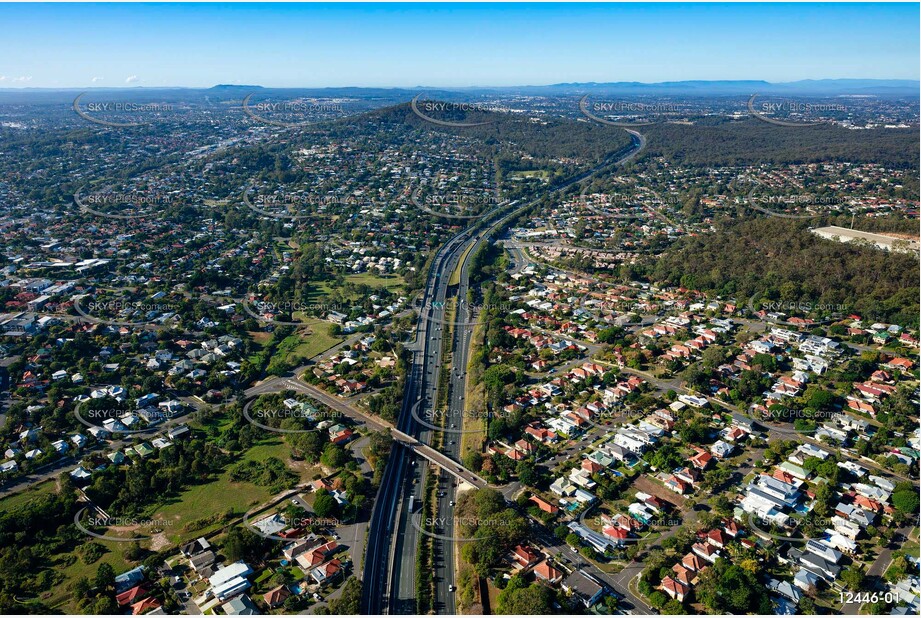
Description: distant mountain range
xmin=2 ymin=79 xmax=917 ymax=99
xmin=519 ymin=79 xmax=920 ymax=96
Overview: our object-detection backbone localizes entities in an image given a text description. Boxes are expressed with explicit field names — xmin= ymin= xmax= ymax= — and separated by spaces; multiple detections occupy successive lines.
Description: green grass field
xmin=145 ymin=470 xmax=274 ymax=545
xmin=345 ymin=272 xmax=405 ymax=293
xmin=0 ymin=479 xmax=57 ymax=511
xmin=243 ymin=438 xmax=291 ymax=463
xmin=47 ymin=543 xmax=134 ymax=610
xmin=277 ymin=321 xmax=344 ymax=362
xmin=510 ymin=170 xmax=550 ymax=181
xmin=35 ymin=432 xmax=303 ymax=611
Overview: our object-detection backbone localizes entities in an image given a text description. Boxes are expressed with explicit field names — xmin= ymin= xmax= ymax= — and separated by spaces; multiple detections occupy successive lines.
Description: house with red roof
xmin=532 ymin=559 xmax=563 ymax=584
xmin=723 ymin=426 xmax=748 ymax=442
xmin=723 ymin=519 xmax=742 ymax=538
xmin=511 ymin=545 xmax=541 ymax=570
xmin=131 ymin=597 xmax=161 ymax=615
xmin=674 ymin=467 xmax=700 ymax=487
xmin=529 ymin=495 xmax=559 ymax=515
xmin=643 ymin=494 xmax=669 ymax=512
xmin=681 ymin=552 xmax=707 ymax=572
xmin=847 ymin=398 xmax=876 ymax=415
xmin=116 ymin=585 xmax=150 ymax=607
xmin=869 ymin=370 xmax=893 ymax=383
xmin=602 ymin=525 xmax=630 ymax=545
xmin=691 ymin=541 xmax=720 ymax=563
xmin=296 ymin=541 xmax=339 ymax=570
xmin=689 ymin=450 xmax=713 ymax=470
xmin=664 ymin=475 xmax=691 ymax=495
xmin=706 ymin=529 xmax=727 ymax=549
xmin=614 ymin=512 xmax=645 ymax=532
xmin=660 ymin=576 xmax=691 ymax=602
xmin=310 ymin=558 xmax=342 ymax=585
xmin=515 ymin=439 xmax=537 ymax=455
xmin=313 ymin=478 xmax=334 ymax=492
xmin=524 ymin=424 xmax=558 ymax=444
xmin=884 ymin=357 xmax=914 ymax=370
xmin=264 ymin=584 xmax=291 ymax=608
xmin=330 ymin=428 xmax=354 ymax=445
xmin=853 ymin=494 xmax=883 ymax=514
xmin=672 ymin=563 xmax=696 ymax=586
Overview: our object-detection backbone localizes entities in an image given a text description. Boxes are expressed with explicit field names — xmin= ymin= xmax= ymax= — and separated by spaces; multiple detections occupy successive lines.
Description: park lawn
xmin=191 ymin=411 xmax=237 ymax=435
xmin=247 ymin=330 xmax=271 ymax=365
xmin=277 ymin=321 xmax=344 ymax=363
xmin=135 ymin=435 xmax=314 ymax=546
xmin=241 ymin=436 xmax=323 ymax=484
xmin=47 ymin=541 xmax=134 ymax=611
xmin=243 ymin=437 xmax=292 ymax=464
xmin=345 ymin=272 xmax=405 ymax=293
xmin=248 ymin=330 xmax=272 ymax=345
xmin=0 ymin=479 xmax=57 ymax=511
xmin=510 ymin=170 xmax=550 ymax=180
xmin=143 ymin=468 xmax=276 ymax=546
xmin=299 ymin=280 xmax=335 ymax=307
xmin=1 ymin=483 xmax=138 ymax=612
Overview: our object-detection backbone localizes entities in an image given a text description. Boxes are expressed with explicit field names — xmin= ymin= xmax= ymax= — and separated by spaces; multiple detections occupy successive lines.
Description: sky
xmin=0 ymin=2 xmax=918 ymax=88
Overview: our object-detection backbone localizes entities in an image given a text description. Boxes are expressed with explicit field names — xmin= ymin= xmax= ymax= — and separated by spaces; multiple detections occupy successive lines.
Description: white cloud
xmin=12 ymin=76 xmax=32 ymax=83
xmin=0 ymin=76 xmax=6 ymax=82
xmin=125 ymin=75 xmax=139 ymax=84
xmin=91 ymin=76 xmax=104 ymax=83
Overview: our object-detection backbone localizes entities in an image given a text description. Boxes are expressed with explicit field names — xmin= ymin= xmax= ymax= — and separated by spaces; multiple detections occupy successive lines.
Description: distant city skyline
xmin=0 ymin=2 xmax=918 ymax=89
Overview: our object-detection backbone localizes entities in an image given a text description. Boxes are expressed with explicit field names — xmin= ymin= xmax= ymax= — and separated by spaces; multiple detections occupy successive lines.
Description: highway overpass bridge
xmin=390 ymin=428 xmax=488 ymax=489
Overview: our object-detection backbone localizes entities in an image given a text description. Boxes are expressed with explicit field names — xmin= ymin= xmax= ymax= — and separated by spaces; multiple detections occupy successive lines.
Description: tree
xmin=661 ymin=599 xmax=685 ymax=614
xmin=699 ymin=346 xmax=725 ymax=368
xmin=497 ymin=581 xmax=555 ymax=614
xmin=71 ymin=577 xmax=91 ymax=599
xmin=714 ymin=495 xmax=734 ymax=516
xmin=806 ymin=387 xmax=836 ymax=410
xmin=841 ymin=566 xmax=866 ymax=591
xmin=597 ymin=326 xmax=625 ymax=344
xmin=91 ymin=595 xmax=119 ymax=615
xmin=221 ymin=528 xmax=265 ymax=563
xmin=516 ymin=461 xmax=539 ymax=486
xmin=892 ymin=489 xmax=919 ymax=515
xmin=326 ymin=577 xmax=362 ymax=614
xmin=94 ymin=562 xmax=115 ymax=593
xmin=290 ymin=431 xmax=325 ymax=463
xmin=647 ymin=590 xmax=668 ymax=609
xmin=463 ymin=451 xmax=484 ymax=472
xmin=320 ymin=443 xmax=350 ymax=469
xmin=695 ymin=559 xmax=771 ymax=614
xmin=313 ymin=489 xmax=339 ymax=519
xmin=648 ymin=444 xmax=683 ymax=471
xmin=799 ymin=596 xmax=817 ymax=614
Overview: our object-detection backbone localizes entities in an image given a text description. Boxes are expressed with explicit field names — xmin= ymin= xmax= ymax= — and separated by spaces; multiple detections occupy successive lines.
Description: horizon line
xmin=1 ymin=77 xmax=919 ymax=92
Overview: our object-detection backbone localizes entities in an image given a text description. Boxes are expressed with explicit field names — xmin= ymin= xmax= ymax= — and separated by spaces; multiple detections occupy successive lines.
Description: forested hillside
xmin=644 ymin=216 xmax=920 ymax=328
xmin=642 ymin=118 xmax=918 ymax=170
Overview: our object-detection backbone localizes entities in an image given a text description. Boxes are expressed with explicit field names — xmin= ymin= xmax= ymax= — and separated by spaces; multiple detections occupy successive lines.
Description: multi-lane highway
xmin=362 ymin=227 xmax=475 ymax=615
xmin=361 ymin=129 xmax=646 ymax=615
